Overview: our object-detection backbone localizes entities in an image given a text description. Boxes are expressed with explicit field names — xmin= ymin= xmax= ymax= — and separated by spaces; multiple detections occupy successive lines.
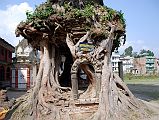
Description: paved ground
xmin=6 ymin=89 xmax=26 ymax=100
xmin=127 ymin=84 xmax=159 ymax=102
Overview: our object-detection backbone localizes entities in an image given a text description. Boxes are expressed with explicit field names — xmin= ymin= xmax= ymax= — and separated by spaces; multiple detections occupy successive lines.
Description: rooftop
xmin=0 ymin=37 xmax=15 ymax=52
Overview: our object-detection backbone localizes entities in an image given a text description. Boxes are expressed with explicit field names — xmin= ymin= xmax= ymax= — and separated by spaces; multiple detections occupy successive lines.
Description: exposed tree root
xmin=7 ymin=70 xmax=156 ymax=120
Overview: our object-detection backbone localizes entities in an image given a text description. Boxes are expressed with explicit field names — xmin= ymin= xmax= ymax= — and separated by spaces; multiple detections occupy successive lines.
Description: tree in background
xmin=123 ymin=46 xmax=133 ymax=56
xmin=132 ymin=51 xmax=138 ymax=57
xmin=123 ymin=47 xmax=155 ymax=58
xmin=139 ymin=49 xmax=154 ymax=56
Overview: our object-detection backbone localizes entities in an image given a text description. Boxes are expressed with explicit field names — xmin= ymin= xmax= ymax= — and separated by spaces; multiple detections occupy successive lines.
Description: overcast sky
xmin=0 ymin=0 xmax=159 ymax=57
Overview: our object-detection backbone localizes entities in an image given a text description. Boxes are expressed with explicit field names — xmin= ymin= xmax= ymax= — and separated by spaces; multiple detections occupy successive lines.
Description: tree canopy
xmin=123 ymin=46 xmax=155 ymax=58
xmin=124 ymin=46 xmax=133 ymax=56
xmin=139 ymin=49 xmax=154 ymax=56
xmin=16 ymin=0 xmax=126 ymax=52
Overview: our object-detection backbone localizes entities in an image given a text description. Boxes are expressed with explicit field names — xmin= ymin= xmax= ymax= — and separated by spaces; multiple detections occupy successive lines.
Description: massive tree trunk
xmin=7 ymin=0 xmax=158 ymax=120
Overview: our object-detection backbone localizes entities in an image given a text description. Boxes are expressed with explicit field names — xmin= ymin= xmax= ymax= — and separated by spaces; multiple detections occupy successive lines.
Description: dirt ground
xmin=6 ymin=84 xmax=159 ymax=103
xmin=5 ymin=81 xmax=159 ymax=120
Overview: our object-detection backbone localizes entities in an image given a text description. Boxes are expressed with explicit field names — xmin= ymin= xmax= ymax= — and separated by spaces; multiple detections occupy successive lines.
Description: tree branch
xmin=66 ymin=33 xmax=76 ymax=58
xmin=75 ymin=31 xmax=90 ymax=47
xmin=66 ymin=31 xmax=90 ymax=58
xmin=107 ymin=22 xmax=117 ymax=40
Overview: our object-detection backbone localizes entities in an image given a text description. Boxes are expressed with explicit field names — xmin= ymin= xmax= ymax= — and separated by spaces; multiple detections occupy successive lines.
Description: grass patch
xmin=124 ymin=74 xmax=159 ymax=85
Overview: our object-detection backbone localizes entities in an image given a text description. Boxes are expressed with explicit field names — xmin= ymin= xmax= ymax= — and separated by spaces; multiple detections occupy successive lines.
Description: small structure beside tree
xmin=12 ymin=39 xmax=39 ymax=90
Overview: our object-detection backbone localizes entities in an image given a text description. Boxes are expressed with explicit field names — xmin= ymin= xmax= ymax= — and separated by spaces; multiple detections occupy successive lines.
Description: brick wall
xmin=0 ymin=45 xmax=12 ymax=63
xmin=133 ymin=57 xmax=146 ymax=74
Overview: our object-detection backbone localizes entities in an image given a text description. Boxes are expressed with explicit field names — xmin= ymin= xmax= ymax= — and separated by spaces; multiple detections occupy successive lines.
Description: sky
xmin=0 ymin=0 xmax=159 ymax=57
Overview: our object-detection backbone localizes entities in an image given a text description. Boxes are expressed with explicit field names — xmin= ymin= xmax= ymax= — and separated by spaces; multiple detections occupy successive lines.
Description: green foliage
xmin=112 ymin=33 xmax=122 ymax=51
xmin=132 ymin=52 xmax=138 ymax=58
xmin=118 ymin=10 xmax=126 ymax=28
xmin=130 ymin=49 xmax=154 ymax=58
xmin=133 ymin=49 xmax=155 ymax=57
xmin=139 ymin=49 xmax=154 ymax=57
xmin=24 ymin=2 xmax=126 ymax=52
xmin=68 ymin=4 xmax=95 ymax=18
xmin=101 ymin=8 xmax=126 ymax=29
xmin=101 ymin=7 xmax=115 ymax=21
xmin=124 ymin=74 xmax=159 ymax=81
xmin=124 ymin=46 xmax=133 ymax=56
xmin=147 ymin=50 xmax=154 ymax=56
xmin=63 ymin=3 xmax=72 ymax=12
xmin=82 ymin=4 xmax=95 ymax=18
xmin=26 ymin=3 xmax=54 ymax=22
xmin=106 ymin=8 xmax=116 ymax=21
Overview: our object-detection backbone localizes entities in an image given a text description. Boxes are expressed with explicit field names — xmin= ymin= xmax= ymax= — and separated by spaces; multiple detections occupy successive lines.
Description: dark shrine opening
xmin=59 ymin=45 xmax=73 ymax=87
xmin=78 ymin=64 xmax=95 ymax=94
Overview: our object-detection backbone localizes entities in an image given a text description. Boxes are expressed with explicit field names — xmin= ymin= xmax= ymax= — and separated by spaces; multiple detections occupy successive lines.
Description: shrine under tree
xmin=5 ymin=0 xmax=158 ymax=120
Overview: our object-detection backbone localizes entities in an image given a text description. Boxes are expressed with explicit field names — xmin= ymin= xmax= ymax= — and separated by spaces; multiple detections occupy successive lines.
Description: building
xmin=155 ymin=58 xmax=159 ymax=74
xmin=145 ymin=56 xmax=155 ymax=74
xmin=133 ymin=57 xmax=146 ymax=75
xmin=111 ymin=52 xmax=121 ymax=73
xmin=120 ymin=56 xmax=133 ymax=74
xmin=111 ymin=52 xmax=158 ymax=75
xmin=12 ymin=39 xmax=39 ymax=90
xmin=0 ymin=37 xmax=15 ymax=88
xmin=133 ymin=56 xmax=156 ymax=75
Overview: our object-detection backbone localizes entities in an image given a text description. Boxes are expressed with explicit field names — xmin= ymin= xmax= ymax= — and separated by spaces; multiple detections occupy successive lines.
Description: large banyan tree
xmin=7 ymin=0 xmax=156 ymax=120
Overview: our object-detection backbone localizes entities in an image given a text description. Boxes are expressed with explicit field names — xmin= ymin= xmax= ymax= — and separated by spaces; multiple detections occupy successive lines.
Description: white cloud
xmin=0 ymin=2 xmax=33 ymax=46
xmin=136 ymin=40 xmax=144 ymax=44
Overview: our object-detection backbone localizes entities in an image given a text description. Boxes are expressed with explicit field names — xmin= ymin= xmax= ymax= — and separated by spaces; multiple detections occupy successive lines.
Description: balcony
xmin=146 ymin=58 xmax=154 ymax=64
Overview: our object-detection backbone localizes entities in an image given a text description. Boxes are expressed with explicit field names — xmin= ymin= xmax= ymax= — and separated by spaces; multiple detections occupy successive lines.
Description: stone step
xmin=74 ymin=98 xmax=99 ymax=105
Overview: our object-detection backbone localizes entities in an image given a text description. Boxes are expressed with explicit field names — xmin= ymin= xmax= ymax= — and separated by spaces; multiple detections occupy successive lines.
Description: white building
xmin=111 ymin=52 xmax=121 ymax=73
xmin=120 ymin=56 xmax=133 ymax=74
xmin=12 ymin=39 xmax=39 ymax=90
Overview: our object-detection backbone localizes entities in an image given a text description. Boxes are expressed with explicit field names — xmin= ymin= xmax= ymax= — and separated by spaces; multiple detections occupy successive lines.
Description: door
xmin=18 ymin=69 xmax=27 ymax=89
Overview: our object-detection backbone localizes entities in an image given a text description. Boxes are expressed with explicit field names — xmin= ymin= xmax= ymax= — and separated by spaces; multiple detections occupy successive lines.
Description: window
xmin=1 ymin=48 xmax=4 ymax=56
xmin=0 ymin=66 xmax=5 ymax=81
xmin=6 ymin=67 xmax=10 ymax=80
xmin=8 ymin=51 xmax=12 ymax=59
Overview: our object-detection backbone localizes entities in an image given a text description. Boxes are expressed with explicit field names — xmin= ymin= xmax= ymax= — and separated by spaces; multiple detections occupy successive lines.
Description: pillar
xmin=95 ymin=70 xmax=102 ymax=97
xmin=71 ymin=71 xmax=79 ymax=99
xmin=15 ymin=68 xmax=18 ymax=88
xmin=118 ymin=62 xmax=123 ymax=81
xmin=27 ymin=67 xmax=30 ymax=89
xmin=32 ymin=65 xmax=37 ymax=87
